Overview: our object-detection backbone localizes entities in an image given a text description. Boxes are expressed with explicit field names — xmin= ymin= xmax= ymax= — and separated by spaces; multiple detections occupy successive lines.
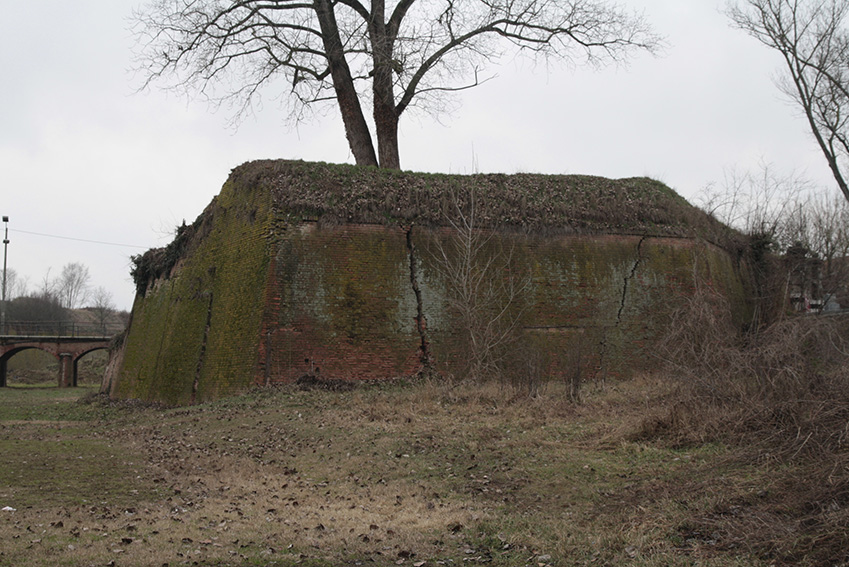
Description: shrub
xmin=652 ymin=283 xmax=849 ymax=564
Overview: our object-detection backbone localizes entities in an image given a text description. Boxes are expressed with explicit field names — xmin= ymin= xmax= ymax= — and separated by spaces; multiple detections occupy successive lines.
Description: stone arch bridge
xmin=0 ymin=325 xmax=112 ymax=387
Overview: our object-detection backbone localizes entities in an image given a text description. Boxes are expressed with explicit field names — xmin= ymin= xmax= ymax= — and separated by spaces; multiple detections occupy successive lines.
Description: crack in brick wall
xmin=616 ymin=236 xmax=647 ymax=325
xmin=406 ymin=226 xmax=431 ymax=368
xmin=598 ymin=235 xmax=648 ymax=382
xmin=190 ymin=290 xmax=214 ymax=405
xmin=113 ymin=224 xmax=751 ymax=404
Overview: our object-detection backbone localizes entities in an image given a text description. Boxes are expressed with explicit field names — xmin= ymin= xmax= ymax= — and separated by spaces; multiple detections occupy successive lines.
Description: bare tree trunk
xmin=314 ymin=0 xmax=378 ymax=167
xmin=374 ymin=99 xmax=401 ymax=169
xmin=368 ymin=0 xmax=402 ymax=170
xmin=729 ymin=0 xmax=849 ymax=205
xmin=786 ymin=50 xmax=849 ymax=204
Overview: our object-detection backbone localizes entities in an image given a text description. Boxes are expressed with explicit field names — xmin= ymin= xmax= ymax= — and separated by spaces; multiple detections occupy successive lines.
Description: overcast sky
xmin=0 ymin=0 xmax=839 ymax=311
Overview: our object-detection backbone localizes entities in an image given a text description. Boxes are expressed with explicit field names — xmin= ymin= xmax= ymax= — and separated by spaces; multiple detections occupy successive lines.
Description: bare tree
xmin=57 ymin=262 xmax=91 ymax=310
xmin=89 ymin=286 xmax=116 ymax=334
xmin=809 ymin=193 xmax=849 ymax=267
xmin=781 ymin=192 xmax=849 ymax=305
xmin=698 ymin=163 xmax=809 ymax=243
xmin=701 ymin=163 xmax=849 ymax=311
xmin=431 ymin=190 xmax=531 ymax=382
xmin=699 ymin=164 xmax=816 ymax=326
xmin=133 ymin=0 xmax=660 ymax=169
xmin=37 ymin=267 xmax=59 ymax=302
xmin=0 ymin=268 xmax=28 ymax=301
xmin=701 ymin=163 xmax=846 ymax=260
xmin=729 ymin=0 xmax=849 ymax=203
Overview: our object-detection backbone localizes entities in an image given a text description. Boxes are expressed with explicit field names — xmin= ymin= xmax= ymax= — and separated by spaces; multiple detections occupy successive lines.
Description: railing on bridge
xmin=0 ymin=321 xmax=124 ymax=338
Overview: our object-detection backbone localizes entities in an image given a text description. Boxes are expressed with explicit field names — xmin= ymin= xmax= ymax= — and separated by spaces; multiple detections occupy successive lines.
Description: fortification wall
xmin=107 ymin=160 xmax=751 ymax=405
xmin=111 ymin=170 xmax=274 ymax=403
xmin=259 ymin=223 xmax=421 ymax=384
xmin=259 ymin=225 xmax=746 ymax=385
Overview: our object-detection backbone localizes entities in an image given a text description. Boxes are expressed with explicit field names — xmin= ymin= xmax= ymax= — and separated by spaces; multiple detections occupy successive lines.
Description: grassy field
xmin=0 ymin=377 xmax=821 ymax=567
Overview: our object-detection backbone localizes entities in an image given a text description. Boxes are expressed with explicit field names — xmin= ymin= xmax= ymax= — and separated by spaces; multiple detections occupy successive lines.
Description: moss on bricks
xmin=117 ymin=174 xmax=273 ymax=405
xmin=112 ymin=160 xmax=753 ymax=404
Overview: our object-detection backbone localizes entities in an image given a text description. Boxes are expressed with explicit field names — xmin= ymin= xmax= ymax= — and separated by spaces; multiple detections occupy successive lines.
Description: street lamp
xmin=1 ymin=216 xmax=8 ymax=332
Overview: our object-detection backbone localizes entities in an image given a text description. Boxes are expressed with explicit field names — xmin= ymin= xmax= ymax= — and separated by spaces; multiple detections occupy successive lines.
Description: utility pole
xmin=1 ymin=216 xmax=8 ymax=333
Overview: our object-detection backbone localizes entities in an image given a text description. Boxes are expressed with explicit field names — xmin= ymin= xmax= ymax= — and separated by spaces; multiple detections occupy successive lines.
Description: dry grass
xmin=645 ymin=285 xmax=849 ymax=566
xmin=0 ymin=375 xmax=832 ymax=566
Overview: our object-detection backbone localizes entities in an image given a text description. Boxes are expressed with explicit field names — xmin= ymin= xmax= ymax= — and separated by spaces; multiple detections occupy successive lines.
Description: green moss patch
xmin=118 ymin=171 xmax=274 ymax=405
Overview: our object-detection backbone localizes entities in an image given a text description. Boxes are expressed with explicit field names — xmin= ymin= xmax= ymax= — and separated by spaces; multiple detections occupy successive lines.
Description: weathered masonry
xmin=1 ymin=336 xmax=111 ymax=387
xmin=105 ymin=160 xmax=751 ymax=405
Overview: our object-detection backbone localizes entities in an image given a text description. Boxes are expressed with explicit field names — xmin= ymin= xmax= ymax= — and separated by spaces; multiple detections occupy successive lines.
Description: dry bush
xmin=500 ymin=337 xmax=554 ymax=399
xmin=658 ymin=285 xmax=849 ymax=457
xmin=650 ymin=284 xmax=849 ymax=565
xmin=655 ymin=284 xmax=744 ymax=403
xmin=430 ymin=189 xmax=533 ymax=386
xmin=430 ymin=190 xmax=588 ymax=402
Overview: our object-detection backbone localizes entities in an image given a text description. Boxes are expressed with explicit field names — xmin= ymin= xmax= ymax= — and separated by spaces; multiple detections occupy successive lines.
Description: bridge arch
xmin=0 ymin=346 xmax=57 ymax=387
xmin=0 ymin=345 xmax=53 ymax=360
xmin=70 ymin=346 xmax=111 ymax=387
xmin=0 ymin=338 xmax=111 ymax=388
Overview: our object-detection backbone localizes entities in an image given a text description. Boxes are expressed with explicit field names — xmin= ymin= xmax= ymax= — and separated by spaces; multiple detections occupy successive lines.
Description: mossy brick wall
xmin=259 ymin=223 xmax=421 ymax=382
xmin=109 ymin=160 xmax=753 ymax=404
xmin=260 ymin=226 xmax=750 ymax=384
xmin=114 ymin=175 xmax=274 ymax=405
xmin=413 ymin=230 xmax=749 ymax=380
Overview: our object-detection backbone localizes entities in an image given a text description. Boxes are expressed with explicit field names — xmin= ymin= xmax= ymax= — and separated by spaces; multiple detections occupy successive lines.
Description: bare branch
xmin=729 ymin=0 xmax=849 ymax=203
xmin=133 ymin=0 xmax=660 ymax=169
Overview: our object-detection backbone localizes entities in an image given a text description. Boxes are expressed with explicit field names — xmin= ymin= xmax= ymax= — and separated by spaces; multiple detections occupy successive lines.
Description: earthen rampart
xmin=106 ymin=160 xmax=750 ymax=405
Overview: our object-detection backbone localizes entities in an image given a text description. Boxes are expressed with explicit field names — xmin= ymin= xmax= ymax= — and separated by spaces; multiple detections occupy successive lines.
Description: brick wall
xmin=254 ymin=224 xmax=749 ymax=384
xmin=258 ymin=223 xmax=422 ymax=383
xmin=108 ymin=161 xmax=752 ymax=404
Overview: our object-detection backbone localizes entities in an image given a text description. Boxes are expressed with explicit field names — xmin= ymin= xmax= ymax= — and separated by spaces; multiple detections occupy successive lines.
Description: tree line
xmin=1 ymin=262 xmax=118 ymax=330
xmin=700 ymin=163 xmax=849 ymax=315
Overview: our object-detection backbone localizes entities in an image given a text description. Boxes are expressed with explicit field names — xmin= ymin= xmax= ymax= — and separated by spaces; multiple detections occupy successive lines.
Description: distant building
xmin=785 ymin=243 xmax=823 ymax=313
